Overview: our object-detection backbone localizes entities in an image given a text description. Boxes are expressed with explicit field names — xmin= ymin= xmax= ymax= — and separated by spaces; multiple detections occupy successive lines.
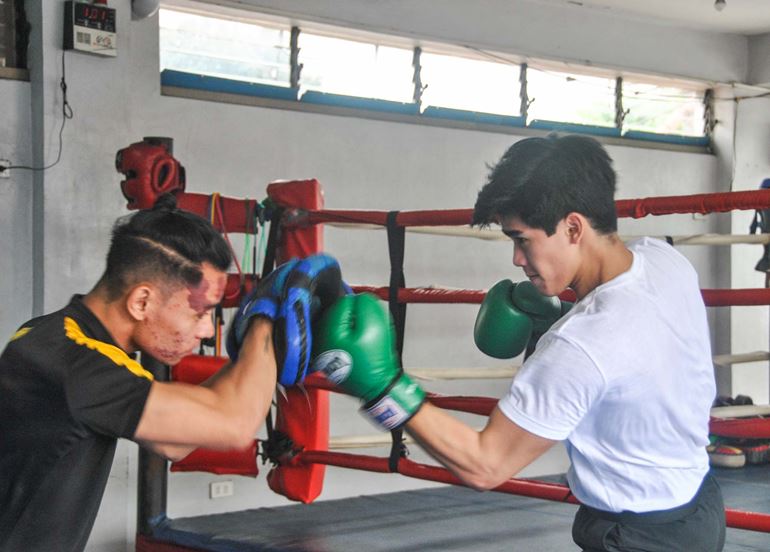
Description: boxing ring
xmin=117 ymin=139 xmax=770 ymax=551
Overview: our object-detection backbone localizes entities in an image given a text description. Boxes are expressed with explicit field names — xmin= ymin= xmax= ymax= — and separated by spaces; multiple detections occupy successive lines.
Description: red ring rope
xmin=306 ymin=373 xmax=770 ymax=441
xmin=221 ymin=278 xmax=770 ymax=309
xmin=169 ymin=189 xmax=770 ymax=230
xmin=305 ymin=376 xmax=495 ymax=417
xmin=350 ymin=285 xmax=770 ymax=307
xmin=297 ymin=450 xmax=770 ymax=533
xmin=615 ymin=189 xmax=770 ymax=219
xmin=293 ymin=189 xmax=770 ymax=227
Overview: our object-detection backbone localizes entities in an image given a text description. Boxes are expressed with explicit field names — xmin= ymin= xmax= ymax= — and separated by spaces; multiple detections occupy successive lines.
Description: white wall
xmin=3 ymin=1 xmax=767 ymax=551
xmin=724 ymin=89 xmax=770 ymax=402
xmin=0 ymin=79 xmax=33 ymax=342
xmin=748 ymin=32 xmax=770 ymax=85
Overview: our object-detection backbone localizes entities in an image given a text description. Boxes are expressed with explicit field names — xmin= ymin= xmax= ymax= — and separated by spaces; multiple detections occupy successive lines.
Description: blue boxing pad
xmin=275 ymin=254 xmax=349 ymax=386
xmin=226 ymin=258 xmax=299 ymax=362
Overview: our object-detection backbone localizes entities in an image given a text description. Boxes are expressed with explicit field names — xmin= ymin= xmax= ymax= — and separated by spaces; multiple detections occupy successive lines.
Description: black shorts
xmin=571 ymin=473 xmax=725 ymax=552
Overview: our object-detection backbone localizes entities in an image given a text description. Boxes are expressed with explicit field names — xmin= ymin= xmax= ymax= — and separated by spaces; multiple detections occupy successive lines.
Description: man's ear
xmin=564 ymin=212 xmax=585 ymax=243
xmin=126 ymin=284 xmax=155 ymax=322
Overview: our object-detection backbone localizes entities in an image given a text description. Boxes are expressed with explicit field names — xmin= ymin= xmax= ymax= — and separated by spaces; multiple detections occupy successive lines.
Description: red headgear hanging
xmin=115 ymin=138 xmax=186 ymax=210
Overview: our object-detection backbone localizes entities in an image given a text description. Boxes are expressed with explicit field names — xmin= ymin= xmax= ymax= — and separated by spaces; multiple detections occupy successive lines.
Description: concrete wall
xmin=2 ymin=1 xmax=768 ymax=550
xmin=0 ymin=78 xmax=33 ymax=343
xmin=748 ymin=32 xmax=770 ymax=86
xmin=724 ymin=89 xmax=770 ymax=403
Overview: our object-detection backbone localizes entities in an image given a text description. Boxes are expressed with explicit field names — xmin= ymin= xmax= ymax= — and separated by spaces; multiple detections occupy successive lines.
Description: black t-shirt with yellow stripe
xmin=0 ymin=295 xmax=153 ymax=551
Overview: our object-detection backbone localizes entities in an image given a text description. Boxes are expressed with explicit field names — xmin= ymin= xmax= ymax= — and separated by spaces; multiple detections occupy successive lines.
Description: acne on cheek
xmin=149 ymin=327 xmax=184 ymax=342
xmin=150 ymin=329 xmax=189 ymax=360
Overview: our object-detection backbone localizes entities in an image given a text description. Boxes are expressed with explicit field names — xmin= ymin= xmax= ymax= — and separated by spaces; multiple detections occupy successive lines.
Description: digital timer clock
xmin=63 ymin=1 xmax=117 ymax=57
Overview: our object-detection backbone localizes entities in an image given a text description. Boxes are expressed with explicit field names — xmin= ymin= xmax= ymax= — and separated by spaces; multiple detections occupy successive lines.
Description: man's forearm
xmin=406 ymin=403 xmax=497 ymax=489
xmin=214 ymin=319 xmax=277 ymax=426
xmin=407 ymin=404 xmax=556 ymax=491
xmin=133 ymin=321 xmax=278 ymax=450
xmin=138 ymin=440 xmax=197 ymax=462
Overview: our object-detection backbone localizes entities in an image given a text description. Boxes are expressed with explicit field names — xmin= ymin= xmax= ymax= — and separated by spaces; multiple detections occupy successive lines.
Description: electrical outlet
xmin=209 ymin=480 xmax=234 ymax=499
xmin=0 ymin=160 xmax=10 ymax=179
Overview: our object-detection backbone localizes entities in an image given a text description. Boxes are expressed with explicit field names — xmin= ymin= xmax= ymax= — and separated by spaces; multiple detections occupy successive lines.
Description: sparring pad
xmin=276 ymin=254 xmax=346 ymax=386
xmin=142 ymin=470 xmax=769 ymax=551
xmin=227 ymin=253 xmax=345 ymax=386
xmin=226 ymin=259 xmax=300 ymax=364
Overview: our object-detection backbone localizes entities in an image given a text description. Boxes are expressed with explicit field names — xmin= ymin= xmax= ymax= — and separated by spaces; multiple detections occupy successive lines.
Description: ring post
xmin=136 ymin=357 xmax=168 ymax=538
xmin=265 ymin=179 xmax=329 ymax=503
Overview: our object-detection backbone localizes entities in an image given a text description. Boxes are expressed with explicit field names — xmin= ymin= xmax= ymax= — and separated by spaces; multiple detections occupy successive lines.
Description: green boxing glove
xmin=312 ymin=293 xmax=425 ymax=431
xmin=474 ymin=279 xmax=572 ymax=359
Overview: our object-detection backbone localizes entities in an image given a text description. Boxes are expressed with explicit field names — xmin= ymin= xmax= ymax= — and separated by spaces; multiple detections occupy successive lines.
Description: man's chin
xmin=140 ymin=350 xmax=186 ymax=366
xmin=528 ymin=276 xmax=547 ymax=292
xmin=168 ymin=351 xmax=197 ymax=365
xmin=531 ymin=278 xmax=559 ymax=297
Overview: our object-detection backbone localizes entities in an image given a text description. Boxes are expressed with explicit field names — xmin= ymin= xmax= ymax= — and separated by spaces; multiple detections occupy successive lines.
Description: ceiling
xmin=198 ymin=0 xmax=770 ymax=36
xmin=538 ymin=0 xmax=770 ymax=35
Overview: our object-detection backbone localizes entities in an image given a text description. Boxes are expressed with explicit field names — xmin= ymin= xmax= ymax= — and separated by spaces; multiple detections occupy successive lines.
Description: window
xmin=159 ymin=9 xmax=291 ymax=87
xmin=420 ymin=52 xmax=520 ymax=116
xmin=622 ymin=81 xmax=705 ymax=137
xmin=526 ymin=67 xmax=615 ymax=127
xmin=299 ymin=33 xmax=413 ymax=102
xmin=0 ymin=0 xmax=27 ymax=70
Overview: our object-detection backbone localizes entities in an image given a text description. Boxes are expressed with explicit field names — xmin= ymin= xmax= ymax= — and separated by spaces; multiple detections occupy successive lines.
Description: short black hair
xmin=472 ymin=134 xmax=618 ymax=235
xmin=100 ymin=194 xmax=231 ymax=300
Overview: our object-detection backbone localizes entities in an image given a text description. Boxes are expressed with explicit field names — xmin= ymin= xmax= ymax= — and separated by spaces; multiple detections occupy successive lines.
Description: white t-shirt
xmin=498 ymin=237 xmax=714 ymax=513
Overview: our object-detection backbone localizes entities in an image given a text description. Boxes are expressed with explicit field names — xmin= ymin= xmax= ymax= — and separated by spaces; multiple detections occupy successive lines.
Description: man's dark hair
xmin=472 ymin=134 xmax=618 ymax=235
xmin=99 ymin=194 xmax=232 ymax=300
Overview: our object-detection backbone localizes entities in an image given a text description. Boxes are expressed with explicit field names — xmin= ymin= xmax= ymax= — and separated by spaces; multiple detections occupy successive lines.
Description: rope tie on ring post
xmin=257 ymin=205 xmax=298 ymax=467
xmin=386 ymin=211 xmax=409 ymax=472
xmin=749 ymin=179 xmax=770 ymax=282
